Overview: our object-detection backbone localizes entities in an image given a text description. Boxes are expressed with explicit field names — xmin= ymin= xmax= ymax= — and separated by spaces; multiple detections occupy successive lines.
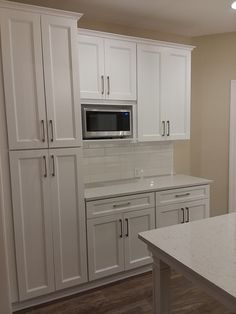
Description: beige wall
xmin=191 ymin=33 xmax=236 ymax=216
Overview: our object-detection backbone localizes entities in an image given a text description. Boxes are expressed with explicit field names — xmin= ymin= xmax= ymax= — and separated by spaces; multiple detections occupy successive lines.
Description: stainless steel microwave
xmin=82 ymin=105 xmax=132 ymax=139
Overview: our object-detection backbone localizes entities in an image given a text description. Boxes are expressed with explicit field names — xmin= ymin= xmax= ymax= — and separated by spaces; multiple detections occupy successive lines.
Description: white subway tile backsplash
xmin=83 ymin=141 xmax=173 ymax=184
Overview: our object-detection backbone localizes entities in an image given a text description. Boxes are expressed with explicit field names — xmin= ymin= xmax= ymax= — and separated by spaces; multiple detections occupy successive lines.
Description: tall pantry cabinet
xmin=0 ymin=3 xmax=87 ymax=301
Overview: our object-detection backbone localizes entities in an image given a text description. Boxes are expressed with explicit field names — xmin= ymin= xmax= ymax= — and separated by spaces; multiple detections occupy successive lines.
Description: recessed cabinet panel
xmin=124 ymin=208 xmax=155 ymax=270
xmin=157 ymin=205 xmax=182 ymax=228
xmin=78 ymin=35 xmax=105 ymax=99
xmin=0 ymin=9 xmax=48 ymax=149
xmin=105 ymin=39 xmax=136 ymax=100
xmin=51 ymin=148 xmax=87 ymax=290
xmin=137 ymin=44 xmax=163 ymax=141
xmin=42 ymin=16 xmax=82 ymax=148
xmin=10 ymin=150 xmax=54 ymax=300
xmin=186 ymin=200 xmax=209 ymax=222
xmin=87 ymin=214 xmax=124 ymax=280
xmin=162 ymin=49 xmax=191 ymax=140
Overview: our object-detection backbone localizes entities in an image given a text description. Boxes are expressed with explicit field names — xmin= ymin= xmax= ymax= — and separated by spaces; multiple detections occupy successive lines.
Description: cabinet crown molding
xmin=0 ymin=0 xmax=83 ymax=19
xmin=78 ymin=28 xmax=195 ymax=51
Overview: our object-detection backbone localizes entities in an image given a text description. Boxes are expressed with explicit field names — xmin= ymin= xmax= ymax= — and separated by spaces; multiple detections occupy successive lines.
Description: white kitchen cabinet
xmin=10 ymin=150 xmax=55 ymax=300
xmin=137 ymin=44 xmax=163 ymax=141
xmin=0 ymin=9 xmax=48 ymax=150
xmin=10 ymin=148 xmax=87 ymax=300
xmin=42 ymin=16 xmax=82 ymax=148
xmin=86 ymin=194 xmax=155 ymax=280
xmin=124 ymin=208 xmax=155 ymax=270
xmin=162 ymin=48 xmax=191 ymax=140
xmin=77 ymin=35 xmax=105 ymax=99
xmin=87 ymin=214 xmax=124 ymax=280
xmin=50 ymin=148 xmax=87 ymax=290
xmin=156 ymin=186 xmax=210 ymax=228
xmin=78 ymin=34 xmax=137 ymax=101
xmin=137 ymin=44 xmax=192 ymax=142
xmin=1 ymin=10 xmax=82 ymax=150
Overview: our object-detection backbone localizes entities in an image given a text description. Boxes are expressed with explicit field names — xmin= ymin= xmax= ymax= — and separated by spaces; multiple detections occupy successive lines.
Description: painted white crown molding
xmin=0 ymin=0 xmax=83 ymax=19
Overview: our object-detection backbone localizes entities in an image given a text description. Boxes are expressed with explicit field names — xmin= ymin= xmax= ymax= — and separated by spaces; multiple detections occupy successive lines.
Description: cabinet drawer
xmin=86 ymin=193 xmax=155 ymax=219
xmin=156 ymin=185 xmax=209 ymax=206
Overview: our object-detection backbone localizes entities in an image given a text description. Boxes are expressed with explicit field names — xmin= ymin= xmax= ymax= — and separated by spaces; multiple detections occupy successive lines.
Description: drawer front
xmin=86 ymin=193 xmax=155 ymax=219
xmin=156 ymin=185 xmax=209 ymax=206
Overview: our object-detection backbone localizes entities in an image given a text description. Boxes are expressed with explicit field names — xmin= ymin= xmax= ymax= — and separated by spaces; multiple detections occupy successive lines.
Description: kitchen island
xmin=139 ymin=213 xmax=236 ymax=313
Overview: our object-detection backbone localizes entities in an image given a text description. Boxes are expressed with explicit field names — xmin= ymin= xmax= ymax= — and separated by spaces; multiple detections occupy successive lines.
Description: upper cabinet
xmin=78 ymin=34 xmax=137 ymax=101
xmin=0 ymin=9 xmax=82 ymax=150
xmin=137 ymin=44 xmax=192 ymax=141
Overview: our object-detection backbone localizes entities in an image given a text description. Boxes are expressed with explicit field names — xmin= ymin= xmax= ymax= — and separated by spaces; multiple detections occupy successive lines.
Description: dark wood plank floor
xmin=16 ymin=272 xmax=235 ymax=314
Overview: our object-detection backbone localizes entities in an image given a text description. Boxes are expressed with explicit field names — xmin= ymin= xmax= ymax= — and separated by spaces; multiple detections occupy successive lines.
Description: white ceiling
xmin=8 ymin=0 xmax=236 ymax=36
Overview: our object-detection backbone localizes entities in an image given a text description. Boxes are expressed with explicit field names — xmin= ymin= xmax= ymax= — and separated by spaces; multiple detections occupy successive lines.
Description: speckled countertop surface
xmin=139 ymin=213 xmax=236 ymax=298
xmin=85 ymin=174 xmax=212 ymax=201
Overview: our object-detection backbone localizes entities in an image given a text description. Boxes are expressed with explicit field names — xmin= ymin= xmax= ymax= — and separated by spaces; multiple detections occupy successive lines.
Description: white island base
xmin=139 ymin=213 xmax=236 ymax=313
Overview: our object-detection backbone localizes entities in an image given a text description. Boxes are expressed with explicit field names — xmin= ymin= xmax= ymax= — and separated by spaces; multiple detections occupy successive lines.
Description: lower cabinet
xmin=87 ymin=208 xmax=155 ymax=280
xmin=156 ymin=199 xmax=209 ymax=228
xmin=10 ymin=148 xmax=87 ymax=301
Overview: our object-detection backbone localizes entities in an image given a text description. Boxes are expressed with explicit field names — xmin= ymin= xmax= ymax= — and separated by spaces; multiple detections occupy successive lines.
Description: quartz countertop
xmin=84 ymin=174 xmax=212 ymax=201
xmin=139 ymin=213 xmax=236 ymax=299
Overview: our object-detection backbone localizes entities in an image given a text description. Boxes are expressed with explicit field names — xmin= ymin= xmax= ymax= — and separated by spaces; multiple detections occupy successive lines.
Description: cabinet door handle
xmin=166 ymin=120 xmax=170 ymax=136
xmin=181 ymin=208 xmax=185 ymax=223
xmin=125 ymin=218 xmax=129 ymax=237
xmin=101 ymin=75 xmax=104 ymax=95
xmin=43 ymin=156 xmax=47 ymax=178
xmin=107 ymin=76 xmax=110 ymax=95
xmin=175 ymin=193 xmax=190 ymax=198
xmin=113 ymin=202 xmax=131 ymax=209
xmin=49 ymin=120 xmax=54 ymax=142
xmin=119 ymin=219 xmax=123 ymax=238
xmin=162 ymin=121 xmax=165 ymax=136
xmin=186 ymin=207 xmax=190 ymax=223
xmin=51 ymin=155 xmax=55 ymax=177
xmin=41 ymin=120 xmax=46 ymax=142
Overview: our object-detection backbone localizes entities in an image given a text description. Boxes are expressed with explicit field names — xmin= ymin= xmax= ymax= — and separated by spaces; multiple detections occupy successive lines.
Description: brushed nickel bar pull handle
xmin=167 ymin=120 xmax=170 ymax=136
xmin=175 ymin=193 xmax=190 ymax=198
xmin=49 ymin=120 xmax=54 ymax=142
xmin=51 ymin=155 xmax=55 ymax=177
xmin=119 ymin=219 xmax=123 ymax=238
xmin=107 ymin=76 xmax=110 ymax=95
xmin=113 ymin=202 xmax=131 ymax=209
xmin=41 ymin=120 xmax=45 ymax=142
xmin=101 ymin=75 xmax=104 ymax=95
xmin=125 ymin=218 xmax=129 ymax=237
xmin=162 ymin=121 xmax=165 ymax=136
xmin=181 ymin=208 xmax=185 ymax=224
xmin=186 ymin=207 xmax=190 ymax=223
xmin=43 ymin=156 xmax=47 ymax=178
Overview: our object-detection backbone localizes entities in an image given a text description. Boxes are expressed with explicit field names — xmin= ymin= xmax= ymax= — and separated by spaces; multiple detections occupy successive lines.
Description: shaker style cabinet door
xmin=9 ymin=150 xmax=54 ymax=300
xmin=105 ymin=39 xmax=137 ymax=100
xmin=0 ymin=9 xmax=48 ymax=150
xmin=78 ymin=35 xmax=105 ymax=99
xmin=137 ymin=44 xmax=164 ymax=141
xmin=161 ymin=49 xmax=191 ymax=140
xmin=156 ymin=204 xmax=184 ymax=228
xmin=124 ymin=208 xmax=155 ymax=270
xmin=41 ymin=15 xmax=82 ymax=148
xmin=87 ymin=214 xmax=124 ymax=280
xmin=50 ymin=148 xmax=87 ymax=290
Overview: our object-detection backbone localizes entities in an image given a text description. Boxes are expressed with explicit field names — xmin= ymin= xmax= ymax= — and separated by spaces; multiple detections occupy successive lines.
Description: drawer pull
xmin=175 ymin=192 xmax=190 ymax=198
xmin=186 ymin=207 xmax=190 ymax=223
xmin=119 ymin=219 xmax=123 ymax=238
xmin=113 ymin=202 xmax=131 ymax=209
xmin=181 ymin=208 xmax=185 ymax=223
